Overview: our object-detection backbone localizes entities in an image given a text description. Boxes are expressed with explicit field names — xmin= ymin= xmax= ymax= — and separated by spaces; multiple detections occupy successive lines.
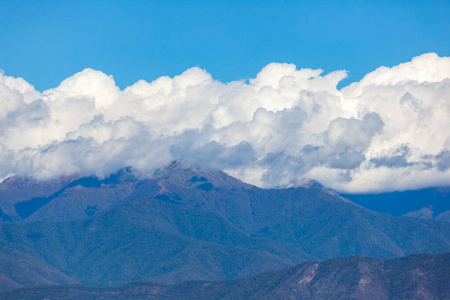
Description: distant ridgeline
xmin=343 ymin=187 xmax=450 ymax=222
xmin=1 ymin=163 xmax=450 ymax=295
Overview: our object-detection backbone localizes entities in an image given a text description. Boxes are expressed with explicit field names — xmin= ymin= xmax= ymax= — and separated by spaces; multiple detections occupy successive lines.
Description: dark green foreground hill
xmin=1 ymin=163 xmax=450 ymax=291
xmin=2 ymin=252 xmax=449 ymax=300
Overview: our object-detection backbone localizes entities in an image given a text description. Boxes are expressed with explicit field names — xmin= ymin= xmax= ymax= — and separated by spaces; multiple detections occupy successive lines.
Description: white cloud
xmin=0 ymin=53 xmax=450 ymax=193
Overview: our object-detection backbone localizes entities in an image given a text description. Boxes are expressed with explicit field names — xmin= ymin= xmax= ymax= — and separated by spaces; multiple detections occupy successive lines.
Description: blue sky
xmin=1 ymin=0 xmax=449 ymax=91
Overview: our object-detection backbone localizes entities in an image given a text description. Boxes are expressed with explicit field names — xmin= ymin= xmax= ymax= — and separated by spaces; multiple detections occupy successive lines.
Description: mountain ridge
xmin=2 ymin=252 xmax=449 ymax=300
xmin=343 ymin=187 xmax=450 ymax=221
xmin=1 ymin=164 xmax=450 ymax=291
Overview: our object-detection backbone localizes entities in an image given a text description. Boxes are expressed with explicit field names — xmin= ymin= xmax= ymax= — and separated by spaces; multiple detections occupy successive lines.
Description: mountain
xmin=0 ymin=175 xmax=77 ymax=221
xmin=1 ymin=163 xmax=450 ymax=291
xmin=2 ymin=252 xmax=449 ymax=300
xmin=343 ymin=187 xmax=450 ymax=221
xmin=0 ymin=169 xmax=137 ymax=223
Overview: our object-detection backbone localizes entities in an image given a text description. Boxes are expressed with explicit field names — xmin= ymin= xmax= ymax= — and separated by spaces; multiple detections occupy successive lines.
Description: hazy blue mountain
xmin=2 ymin=252 xmax=449 ymax=300
xmin=437 ymin=210 xmax=450 ymax=222
xmin=343 ymin=187 xmax=450 ymax=221
xmin=1 ymin=163 xmax=450 ymax=291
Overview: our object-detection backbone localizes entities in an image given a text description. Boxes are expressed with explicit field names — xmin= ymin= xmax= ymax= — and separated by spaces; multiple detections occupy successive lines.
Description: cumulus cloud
xmin=1 ymin=53 xmax=450 ymax=193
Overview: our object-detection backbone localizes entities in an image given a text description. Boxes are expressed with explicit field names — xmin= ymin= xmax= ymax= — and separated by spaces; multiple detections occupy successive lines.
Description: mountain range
xmin=2 ymin=252 xmax=449 ymax=300
xmin=343 ymin=187 xmax=450 ymax=222
xmin=1 ymin=162 xmax=450 ymax=294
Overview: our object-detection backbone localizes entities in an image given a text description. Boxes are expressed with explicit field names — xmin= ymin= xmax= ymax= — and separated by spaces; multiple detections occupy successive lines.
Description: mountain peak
xmin=298 ymin=178 xmax=324 ymax=189
xmin=153 ymin=161 xmax=252 ymax=191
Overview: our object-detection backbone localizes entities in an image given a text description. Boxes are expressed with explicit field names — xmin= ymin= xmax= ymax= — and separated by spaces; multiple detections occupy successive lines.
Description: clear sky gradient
xmin=1 ymin=0 xmax=449 ymax=91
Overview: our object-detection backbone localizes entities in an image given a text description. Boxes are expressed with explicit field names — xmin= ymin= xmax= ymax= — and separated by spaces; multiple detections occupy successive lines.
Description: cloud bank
xmin=1 ymin=53 xmax=450 ymax=193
